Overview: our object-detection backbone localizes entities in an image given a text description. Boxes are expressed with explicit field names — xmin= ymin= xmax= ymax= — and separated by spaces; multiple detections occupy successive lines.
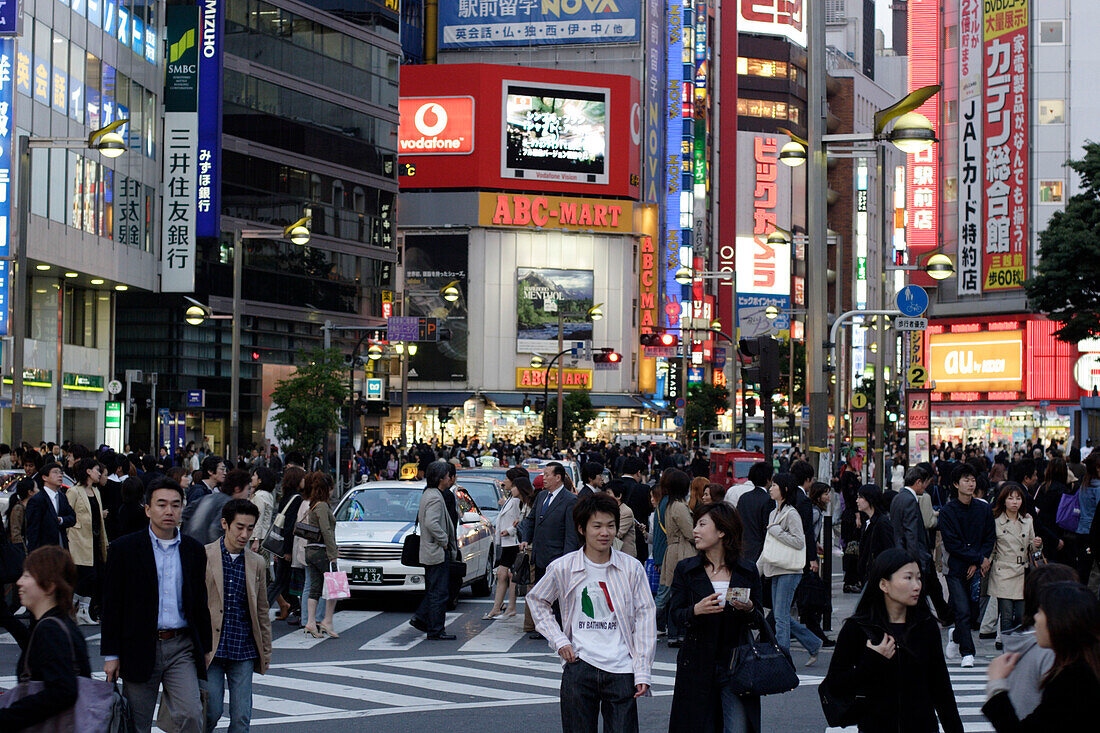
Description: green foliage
xmin=543 ymin=389 xmax=597 ymax=442
xmin=685 ymin=382 xmax=731 ymax=439
xmin=1026 ymin=141 xmax=1100 ymax=342
xmin=270 ymin=348 xmax=349 ymax=456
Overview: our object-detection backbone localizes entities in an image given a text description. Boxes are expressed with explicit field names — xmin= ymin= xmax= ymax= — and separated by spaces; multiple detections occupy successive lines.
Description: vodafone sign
xmin=399 ymin=97 xmax=475 ymax=155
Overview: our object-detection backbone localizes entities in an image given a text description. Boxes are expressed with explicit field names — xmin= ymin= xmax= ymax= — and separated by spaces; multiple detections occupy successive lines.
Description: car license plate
xmin=350 ymin=566 xmax=384 ymax=584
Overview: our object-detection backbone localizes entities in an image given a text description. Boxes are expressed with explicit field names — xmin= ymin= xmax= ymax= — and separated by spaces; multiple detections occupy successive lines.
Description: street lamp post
xmin=10 ymin=121 xmax=128 ymax=444
xmin=227 ymin=217 xmax=310 ymax=462
xmin=545 ymin=304 xmax=602 ymax=449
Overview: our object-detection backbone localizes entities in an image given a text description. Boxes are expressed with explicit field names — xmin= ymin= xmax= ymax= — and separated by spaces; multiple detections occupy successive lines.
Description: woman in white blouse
xmin=483 ymin=471 xmax=536 ymax=620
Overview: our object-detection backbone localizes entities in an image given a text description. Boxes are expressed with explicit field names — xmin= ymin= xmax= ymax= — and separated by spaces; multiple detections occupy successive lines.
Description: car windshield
xmin=458 ymin=480 xmax=498 ymax=513
xmin=336 ymin=488 xmax=420 ymax=522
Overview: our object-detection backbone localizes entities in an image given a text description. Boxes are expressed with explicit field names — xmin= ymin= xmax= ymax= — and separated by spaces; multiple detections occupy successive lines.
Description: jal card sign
xmin=957 ymin=0 xmax=982 ymax=295
xmin=440 ymin=0 xmax=641 ymax=48
xmin=735 ymin=133 xmax=792 ymax=339
xmin=982 ymin=0 xmax=1028 ymax=292
xmin=161 ymin=6 xmax=200 ymax=293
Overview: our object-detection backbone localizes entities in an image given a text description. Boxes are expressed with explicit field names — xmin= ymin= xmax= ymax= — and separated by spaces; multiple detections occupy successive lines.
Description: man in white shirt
xmin=528 ymin=493 xmax=656 ymax=733
xmin=23 ymin=463 xmax=76 ymax=551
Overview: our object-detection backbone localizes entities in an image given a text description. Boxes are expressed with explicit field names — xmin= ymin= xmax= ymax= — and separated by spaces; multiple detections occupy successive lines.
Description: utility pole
xmin=556 ymin=311 xmax=564 ymax=449
xmin=806 ymin=0 xmax=830 ymax=476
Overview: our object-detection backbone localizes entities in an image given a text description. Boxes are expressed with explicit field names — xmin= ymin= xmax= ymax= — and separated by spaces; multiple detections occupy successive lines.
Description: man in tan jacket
xmin=203 ymin=499 xmax=272 ymax=732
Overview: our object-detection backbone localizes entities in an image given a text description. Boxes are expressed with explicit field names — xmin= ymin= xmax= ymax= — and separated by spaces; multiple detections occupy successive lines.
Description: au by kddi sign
xmin=161 ymin=6 xmax=200 ymax=292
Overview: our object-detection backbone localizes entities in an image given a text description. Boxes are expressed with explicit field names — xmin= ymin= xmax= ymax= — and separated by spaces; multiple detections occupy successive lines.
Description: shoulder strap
xmin=21 ymin=616 xmax=80 ymax=681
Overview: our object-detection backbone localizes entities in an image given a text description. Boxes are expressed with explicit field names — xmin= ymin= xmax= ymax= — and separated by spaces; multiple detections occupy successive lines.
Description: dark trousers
xmin=923 ymin=560 xmax=954 ymax=623
xmin=560 ymin=659 xmax=638 ymax=733
xmin=800 ymin=606 xmax=828 ymax=642
xmin=267 ymin=556 xmax=295 ymax=609
xmin=413 ymin=561 xmax=449 ymax=635
xmin=447 ymin=557 xmax=462 ymax=609
xmin=946 ymin=574 xmax=980 ymax=656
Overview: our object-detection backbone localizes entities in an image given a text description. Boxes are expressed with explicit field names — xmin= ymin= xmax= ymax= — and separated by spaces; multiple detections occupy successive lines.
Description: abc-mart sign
xmin=399 ymin=96 xmax=475 ymax=155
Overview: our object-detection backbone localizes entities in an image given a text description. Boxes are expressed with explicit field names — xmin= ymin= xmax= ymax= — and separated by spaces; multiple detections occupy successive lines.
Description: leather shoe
xmin=528 ymin=632 xmax=544 ymax=640
xmin=427 ymin=633 xmax=457 ymax=640
xmin=409 ymin=617 xmax=428 ymax=633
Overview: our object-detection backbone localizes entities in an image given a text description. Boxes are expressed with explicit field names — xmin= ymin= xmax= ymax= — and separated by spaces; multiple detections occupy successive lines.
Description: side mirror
xmin=460 ymin=511 xmax=481 ymax=524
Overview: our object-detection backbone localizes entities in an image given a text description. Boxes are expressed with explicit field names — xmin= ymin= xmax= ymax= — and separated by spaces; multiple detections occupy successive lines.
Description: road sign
xmin=365 ymin=378 xmax=384 ymax=401
xmin=907 ymin=364 xmax=929 ymax=389
xmin=851 ymin=392 xmax=868 ymax=409
xmin=387 ymin=316 xmax=440 ymax=341
xmin=185 ymin=389 xmax=205 ymax=408
xmin=673 ymin=416 xmax=684 ymax=427
xmin=107 ymin=379 xmax=123 ymax=395
xmin=895 ymin=317 xmax=928 ymax=331
xmin=675 ymin=397 xmax=686 ymax=409
xmin=896 ymin=285 xmax=929 ymax=317
xmin=801 ymin=406 xmax=809 ymax=423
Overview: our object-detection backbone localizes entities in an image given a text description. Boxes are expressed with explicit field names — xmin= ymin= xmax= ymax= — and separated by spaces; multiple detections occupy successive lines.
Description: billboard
xmin=479 ymin=193 xmax=633 ymax=233
xmin=982 ymin=1 xmax=1028 ymax=291
xmin=196 ymin=0 xmax=224 ymax=239
xmin=398 ymin=64 xmax=639 ymax=199
xmin=643 ymin=0 xmax=664 ymax=205
xmin=161 ymin=7 xmax=200 ymax=293
xmin=736 ymin=133 xmax=792 ymax=339
xmin=439 ymin=0 xmax=642 ymax=49
xmin=662 ymin=0 xmax=683 ymax=335
xmin=906 ymin=0 xmax=940 ymax=288
xmin=927 ymin=330 xmax=1024 ymax=393
xmin=502 ymin=82 xmax=608 ymax=185
xmin=957 ymin=0 xmax=982 ymax=295
xmin=0 ymin=38 xmax=12 ymax=335
xmin=639 ymin=235 xmax=659 ymax=335
xmin=737 ymin=0 xmax=806 ymax=49
xmin=517 ymin=268 xmax=595 ymax=353
xmin=400 ymin=96 xmax=475 ymax=155
xmin=405 ymin=234 xmax=469 ymax=382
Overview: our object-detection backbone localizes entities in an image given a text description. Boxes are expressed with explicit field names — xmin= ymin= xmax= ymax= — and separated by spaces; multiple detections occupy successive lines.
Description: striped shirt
xmin=527 ymin=548 xmax=657 ymax=689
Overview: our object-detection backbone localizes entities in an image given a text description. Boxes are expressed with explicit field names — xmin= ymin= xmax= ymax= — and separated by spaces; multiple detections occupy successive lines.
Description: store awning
xmin=387 ymin=391 xmax=475 ymax=407
xmin=589 ymin=394 xmax=645 ymax=409
xmin=482 ymin=392 xmax=527 ymax=407
xmin=481 ymin=392 xmax=645 ymax=410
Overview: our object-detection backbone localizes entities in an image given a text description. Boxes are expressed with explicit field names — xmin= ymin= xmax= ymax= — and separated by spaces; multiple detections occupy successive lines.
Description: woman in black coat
xmin=856 ymin=485 xmax=895 ymax=585
xmin=669 ymin=503 xmax=763 ymax=733
xmin=982 ymin=581 xmax=1100 ymax=731
xmin=822 ymin=548 xmax=963 ymax=733
xmin=114 ymin=476 xmax=149 ymax=537
xmin=0 ymin=546 xmax=91 ymax=731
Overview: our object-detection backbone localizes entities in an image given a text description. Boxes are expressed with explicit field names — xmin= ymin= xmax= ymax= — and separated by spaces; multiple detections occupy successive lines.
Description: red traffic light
xmin=251 ymin=351 xmax=260 ymax=361
xmin=593 ymin=349 xmax=622 ymax=364
xmin=640 ymin=332 xmax=678 ymax=348
xmin=608 ymin=351 xmax=622 ymax=363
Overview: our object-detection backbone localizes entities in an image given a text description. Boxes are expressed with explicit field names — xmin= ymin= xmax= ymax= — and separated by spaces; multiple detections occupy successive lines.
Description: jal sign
xmin=480 ymin=193 xmax=634 ymax=233
xmin=399 ymin=96 xmax=475 ymax=155
xmin=927 ymin=330 xmax=1024 ymax=393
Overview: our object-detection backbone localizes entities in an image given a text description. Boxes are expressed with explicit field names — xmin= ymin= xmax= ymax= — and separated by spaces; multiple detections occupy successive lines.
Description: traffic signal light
xmin=593 ymin=349 xmax=622 ymax=364
xmin=640 ymin=332 xmax=678 ymax=348
xmin=738 ymin=336 xmax=780 ymax=393
xmin=438 ymin=407 xmax=452 ymax=422
xmin=522 ymin=396 xmax=532 ymax=413
xmin=534 ymin=397 xmax=546 ymax=412
xmin=746 ymin=397 xmax=757 ymax=417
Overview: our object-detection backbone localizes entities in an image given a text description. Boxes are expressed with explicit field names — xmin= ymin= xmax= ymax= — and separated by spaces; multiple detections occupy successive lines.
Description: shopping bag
xmin=323 ymin=570 xmax=351 ymax=600
xmin=644 ymin=558 xmax=660 ymax=596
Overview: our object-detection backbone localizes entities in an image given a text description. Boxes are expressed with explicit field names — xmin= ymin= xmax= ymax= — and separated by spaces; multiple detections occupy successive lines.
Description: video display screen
xmin=502 ymin=82 xmax=609 ymax=185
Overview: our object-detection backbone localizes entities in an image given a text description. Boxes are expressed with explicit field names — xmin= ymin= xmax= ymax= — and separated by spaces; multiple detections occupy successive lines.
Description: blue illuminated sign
xmin=196 ymin=0 xmax=223 ymax=238
xmin=663 ymin=0 xmax=682 ymax=335
xmin=439 ymin=0 xmax=641 ymax=48
xmin=0 ymin=39 xmax=13 ymax=334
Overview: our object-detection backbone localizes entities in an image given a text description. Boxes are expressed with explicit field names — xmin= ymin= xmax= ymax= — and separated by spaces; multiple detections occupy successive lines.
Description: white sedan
xmin=333 ymin=480 xmax=495 ymax=596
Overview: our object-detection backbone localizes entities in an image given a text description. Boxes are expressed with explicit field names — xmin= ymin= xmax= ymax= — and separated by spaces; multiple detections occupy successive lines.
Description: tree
xmin=543 ymin=389 xmax=597 ymax=443
xmin=270 ymin=348 xmax=349 ymax=457
xmin=685 ymin=382 xmax=731 ymax=440
xmin=1026 ymin=141 xmax=1100 ymax=342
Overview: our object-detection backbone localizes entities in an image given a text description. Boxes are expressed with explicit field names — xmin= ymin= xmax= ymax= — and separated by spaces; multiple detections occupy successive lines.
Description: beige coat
xmin=418 ymin=487 xmax=457 ymax=566
xmin=659 ymin=500 xmax=695 ymax=586
xmin=616 ymin=502 xmax=637 ymax=558
xmin=65 ymin=485 xmax=108 ymax=567
xmin=204 ymin=541 xmax=273 ymax=674
xmin=988 ymin=514 xmax=1035 ymax=601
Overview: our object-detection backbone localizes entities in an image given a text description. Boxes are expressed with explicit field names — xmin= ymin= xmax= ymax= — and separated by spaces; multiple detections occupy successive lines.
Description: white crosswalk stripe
xmin=271 ymin=610 xmax=380 ymax=650
xmin=358 ymin=611 xmax=462 ymax=651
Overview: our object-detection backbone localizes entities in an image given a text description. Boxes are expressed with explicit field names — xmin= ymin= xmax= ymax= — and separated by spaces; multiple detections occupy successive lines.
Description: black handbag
xmin=511 ymin=549 xmax=531 ymax=586
xmin=293 ymin=521 xmax=322 ymax=544
xmin=401 ymin=521 xmax=423 ymax=567
xmin=795 ymin=570 xmax=829 ymax=613
xmin=262 ymin=504 xmax=293 ymax=556
xmin=819 ymin=673 xmax=860 ymax=727
xmin=720 ymin=610 xmax=800 ymax=697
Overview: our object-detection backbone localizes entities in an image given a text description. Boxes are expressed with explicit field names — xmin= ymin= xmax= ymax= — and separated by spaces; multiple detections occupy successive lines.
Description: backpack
xmin=1056 ymin=487 xmax=1082 ymax=532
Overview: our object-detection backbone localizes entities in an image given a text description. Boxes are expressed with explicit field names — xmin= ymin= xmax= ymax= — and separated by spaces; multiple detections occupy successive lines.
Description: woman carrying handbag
xmin=669 ymin=503 xmax=764 ymax=733
xmin=0 ymin=546 xmax=100 ymax=730
xmin=757 ymin=474 xmax=823 ymax=665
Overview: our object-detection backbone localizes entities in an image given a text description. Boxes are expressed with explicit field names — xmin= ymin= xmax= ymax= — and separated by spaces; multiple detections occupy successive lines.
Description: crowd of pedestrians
xmin=0 ymin=435 xmax=1099 ymax=733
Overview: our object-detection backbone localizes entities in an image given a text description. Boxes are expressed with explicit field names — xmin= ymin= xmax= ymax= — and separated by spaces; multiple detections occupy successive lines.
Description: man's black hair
xmin=144 ymin=477 xmax=185 ymax=506
xmin=790 ymin=460 xmax=814 ymax=487
xmin=950 ymin=461 xmax=977 ymax=487
xmin=1009 ymin=458 xmax=1037 ymax=485
xmin=222 ymin=498 xmax=260 ymax=525
xmin=747 ymin=461 xmax=775 ymax=487
xmin=621 ymin=456 xmax=645 ymax=476
xmin=581 ymin=462 xmax=605 ymax=484
xmin=573 ymin=493 xmax=620 ymax=543
xmin=201 ymin=455 xmax=225 ymax=478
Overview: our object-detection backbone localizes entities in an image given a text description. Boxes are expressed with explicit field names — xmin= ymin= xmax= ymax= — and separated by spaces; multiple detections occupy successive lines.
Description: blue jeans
xmin=560 ymin=659 xmax=638 ymax=733
xmin=946 ymin=574 xmax=981 ymax=656
xmin=719 ymin=682 xmax=753 ymax=733
xmin=202 ymin=657 xmax=254 ymax=733
xmin=655 ymin=585 xmax=682 ymax=640
xmin=998 ymin=597 xmax=1025 ymax=634
xmin=770 ymin=573 xmax=822 ymax=656
xmin=413 ymin=561 xmax=449 ymax=635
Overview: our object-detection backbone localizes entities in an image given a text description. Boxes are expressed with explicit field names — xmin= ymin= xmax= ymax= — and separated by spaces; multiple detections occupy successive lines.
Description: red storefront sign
xmin=982 ymin=2 xmax=1029 ymax=291
xmin=639 ymin=235 xmax=659 ymax=334
xmin=906 ymin=0 xmax=940 ymax=288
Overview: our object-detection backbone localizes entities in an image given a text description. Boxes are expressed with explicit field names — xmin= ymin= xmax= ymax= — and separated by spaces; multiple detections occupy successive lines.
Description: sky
xmin=875 ymin=0 xmax=896 ymax=47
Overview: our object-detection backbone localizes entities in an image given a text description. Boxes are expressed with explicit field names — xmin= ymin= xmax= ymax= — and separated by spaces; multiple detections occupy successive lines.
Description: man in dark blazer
xmin=102 ymin=478 xmax=212 ymax=733
xmin=518 ymin=461 xmax=579 ymax=638
xmin=23 ymin=463 xmax=76 ymax=551
xmin=891 ymin=465 xmax=952 ymax=623
xmin=737 ymin=461 xmax=777 ymax=564
xmin=619 ymin=456 xmax=652 ymax=562
xmin=790 ymin=460 xmax=820 ymax=572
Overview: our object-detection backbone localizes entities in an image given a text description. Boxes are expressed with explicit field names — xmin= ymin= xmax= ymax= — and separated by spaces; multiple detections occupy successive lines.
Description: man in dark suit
xmin=891 ymin=465 xmax=953 ymax=624
xmin=577 ymin=462 xmax=605 ymax=499
xmin=619 ymin=456 xmax=652 ymax=562
xmin=737 ymin=461 xmax=777 ymax=564
xmin=102 ymin=478 xmax=212 ymax=733
xmin=518 ymin=461 xmax=579 ymax=638
xmin=790 ymin=460 xmax=820 ymax=572
xmin=23 ymin=463 xmax=76 ymax=551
